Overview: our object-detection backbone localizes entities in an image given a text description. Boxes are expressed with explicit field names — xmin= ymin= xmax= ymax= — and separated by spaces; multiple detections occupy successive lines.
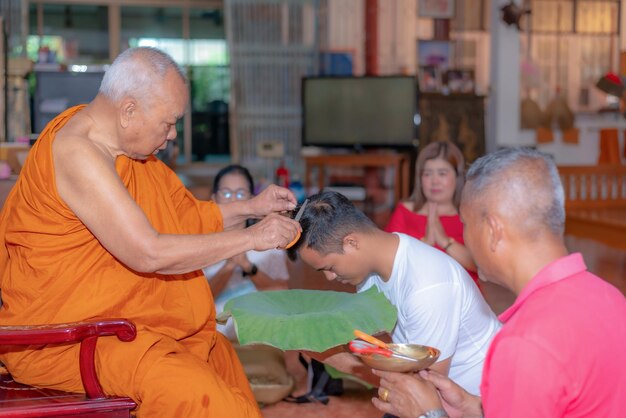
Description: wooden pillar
xmin=365 ymin=0 xmax=378 ymax=75
xmin=364 ymin=0 xmax=384 ymax=223
xmin=433 ymin=18 xmax=450 ymax=40
xmin=182 ymin=6 xmax=192 ymax=165
xmin=108 ymin=4 xmax=120 ymax=62
xmin=36 ymin=2 xmax=43 ymax=38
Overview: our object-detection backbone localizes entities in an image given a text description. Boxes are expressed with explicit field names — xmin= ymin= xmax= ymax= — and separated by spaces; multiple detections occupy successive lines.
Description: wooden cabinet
xmin=418 ymin=93 xmax=486 ymax=163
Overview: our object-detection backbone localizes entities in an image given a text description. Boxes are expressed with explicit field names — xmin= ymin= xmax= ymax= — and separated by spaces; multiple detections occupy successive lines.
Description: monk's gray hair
xmin=99 ymin=47 xmax=186 ymax=104
xmin=465 ymin=147 xmax=565 ymax=235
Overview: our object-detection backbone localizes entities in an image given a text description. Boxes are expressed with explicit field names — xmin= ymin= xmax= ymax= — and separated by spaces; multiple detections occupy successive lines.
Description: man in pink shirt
xmin=372 ymin=147 xmax=626 ymax=418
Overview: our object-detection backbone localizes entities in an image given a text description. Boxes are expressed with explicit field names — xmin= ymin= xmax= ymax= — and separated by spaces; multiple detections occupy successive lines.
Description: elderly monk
xmin=372 ymin=147 xmax=626 ymax=418
xmin=0 ymin=47 xmax=300 ymax=417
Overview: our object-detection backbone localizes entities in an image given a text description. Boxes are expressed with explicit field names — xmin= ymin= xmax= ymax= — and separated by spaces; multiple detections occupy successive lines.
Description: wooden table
xmin=304 ymin=153 xmax=410 ymax=205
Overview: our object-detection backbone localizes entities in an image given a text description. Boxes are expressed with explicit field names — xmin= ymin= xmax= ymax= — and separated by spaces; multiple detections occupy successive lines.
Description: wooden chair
xmin=0 ymin=319 xmax=137 ymax=417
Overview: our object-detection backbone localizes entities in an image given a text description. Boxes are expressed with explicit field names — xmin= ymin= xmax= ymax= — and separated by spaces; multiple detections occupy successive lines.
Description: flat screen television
xmin=302 ymin=76 xmax=417 ymax=149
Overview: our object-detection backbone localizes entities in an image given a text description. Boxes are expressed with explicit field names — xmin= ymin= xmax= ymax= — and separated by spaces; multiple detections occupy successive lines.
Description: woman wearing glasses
xmin=203 ymin=164 xmax=291 ymax=340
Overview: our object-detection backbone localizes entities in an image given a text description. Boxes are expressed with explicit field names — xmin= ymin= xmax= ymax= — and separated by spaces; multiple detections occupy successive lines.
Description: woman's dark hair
xmin=212 ymin=164 xmax=255 ymax=195
xmin=212 ymin=164 xmax=255 ymax=227
xmin=410 ymin=141 xmax=466 ymax=210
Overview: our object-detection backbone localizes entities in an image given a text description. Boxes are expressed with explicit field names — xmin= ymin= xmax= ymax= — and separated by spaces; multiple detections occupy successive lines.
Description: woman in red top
xmin=385 ymin=141 xmax=479 ymax=285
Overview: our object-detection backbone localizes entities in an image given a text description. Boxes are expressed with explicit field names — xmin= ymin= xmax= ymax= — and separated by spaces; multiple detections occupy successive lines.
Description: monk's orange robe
xmin=0 ymin=105 xmax=261 ymax=417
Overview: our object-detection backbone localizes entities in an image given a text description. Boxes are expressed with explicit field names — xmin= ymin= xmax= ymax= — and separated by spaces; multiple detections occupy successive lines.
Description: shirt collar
xmin=498 ymin=253 xmax=587 ymax=323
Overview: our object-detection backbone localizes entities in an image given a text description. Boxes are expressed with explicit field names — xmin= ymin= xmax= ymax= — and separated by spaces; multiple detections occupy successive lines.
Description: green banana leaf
xmin=220 ymin=287 xmax=397 ymax=352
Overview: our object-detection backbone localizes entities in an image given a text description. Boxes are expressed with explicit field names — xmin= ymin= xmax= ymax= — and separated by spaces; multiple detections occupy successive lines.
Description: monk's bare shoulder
xmin=52 ymin=114 xmax=122 ymax=208
xmin=54 ymin=116 xmax=113 ymax=163
xmin=53 ymin=133 xmax=103 ymax=165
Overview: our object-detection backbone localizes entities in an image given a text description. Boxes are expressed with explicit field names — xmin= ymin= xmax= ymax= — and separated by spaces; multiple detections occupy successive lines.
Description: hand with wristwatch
xmin=241 ymin=262 xmax=257 ymax=277
xmin=418 ymin=409 xmax=448 ymax=418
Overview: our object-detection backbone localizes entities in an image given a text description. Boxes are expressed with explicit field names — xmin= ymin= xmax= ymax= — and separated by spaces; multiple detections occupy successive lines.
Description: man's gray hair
xmin=465 ymin=147 xmax=565 ymax=235
xmin=99 ymin=47 xmax=186 ymax=103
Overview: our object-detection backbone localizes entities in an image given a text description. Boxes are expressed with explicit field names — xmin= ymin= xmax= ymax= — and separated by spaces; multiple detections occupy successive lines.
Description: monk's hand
xmin=249 ymin=184 xmax=297 ymax=218
xmin=247 ymin=212 xmax=300 ymax=251
xmin=372 ymin=369 xmax=443 ymax=418
xmin=418 ymin=369 xmax=482 ymax=418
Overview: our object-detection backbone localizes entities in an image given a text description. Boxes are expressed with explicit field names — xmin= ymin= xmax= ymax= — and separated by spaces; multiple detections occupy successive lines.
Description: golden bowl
xmin=354 ymin=343 xmax=440 ymax=373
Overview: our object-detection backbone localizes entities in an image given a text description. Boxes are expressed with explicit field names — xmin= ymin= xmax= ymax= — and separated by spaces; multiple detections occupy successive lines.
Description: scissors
xmin=284 ymin=198 xmax=308 ymax=249
xmin=349 ymin=339 xmax=394 ymax=357
xmin=349 ymin=339 xmax=419 ymax=362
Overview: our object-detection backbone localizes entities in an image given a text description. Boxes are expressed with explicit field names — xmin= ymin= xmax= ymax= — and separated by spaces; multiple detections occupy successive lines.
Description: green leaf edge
xmin=224 ymin=287 xmax=397 ymax=352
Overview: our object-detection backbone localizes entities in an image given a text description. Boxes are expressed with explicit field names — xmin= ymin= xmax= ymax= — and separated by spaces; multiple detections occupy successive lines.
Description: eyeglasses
xmin=217 ymin=188 xmax=251 ymax=200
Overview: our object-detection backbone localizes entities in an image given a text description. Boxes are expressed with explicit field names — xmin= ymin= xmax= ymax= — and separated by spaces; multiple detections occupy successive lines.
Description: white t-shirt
xmin=359 ymin=233 xmax=501 ymax=395
xmin=203 ymin=249 xmax=289 ymax=340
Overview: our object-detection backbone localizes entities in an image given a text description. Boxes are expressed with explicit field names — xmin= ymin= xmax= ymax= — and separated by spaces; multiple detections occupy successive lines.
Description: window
xmin=130 ymin=38 xmax=228 ymax=67
xmin=520 ymin=0 xmax=620 ymax=112
xmin=131 ymin=38 xmax=231 ymax=158
xmin=121 ymin=6 xmax=230 ymax=161
xmin=28 ymin=4 xmax=109 ymax=64
xmin=25 ymin=3 xmax=229 ymax=163
xmin=26 ymin=35 xmax=64 ymax=63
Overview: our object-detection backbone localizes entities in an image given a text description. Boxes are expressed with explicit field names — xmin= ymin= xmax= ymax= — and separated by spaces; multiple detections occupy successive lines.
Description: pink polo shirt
xmin=480 ymin=253 xmax=626 ymax=417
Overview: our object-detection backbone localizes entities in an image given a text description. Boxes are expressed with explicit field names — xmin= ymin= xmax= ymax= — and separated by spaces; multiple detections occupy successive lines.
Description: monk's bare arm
xmin=53 ymin=137 xmax=300 ymax=274
xmin=217 ymin=184 xmax=297 ymax=230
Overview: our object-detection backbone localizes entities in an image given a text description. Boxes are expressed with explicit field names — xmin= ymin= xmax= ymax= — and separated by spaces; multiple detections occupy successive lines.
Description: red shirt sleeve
xmin=384 ymin=203 xmax=427 ymax=239
xmin=384 ymin=204 xmax=406 ymax=232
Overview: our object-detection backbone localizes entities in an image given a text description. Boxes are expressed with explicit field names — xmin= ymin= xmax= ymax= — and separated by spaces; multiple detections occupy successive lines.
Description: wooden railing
xmin=558 ymin=165 xmax=626 ymax=251
xmin=559 ymin=165 xmax=626 ymax=210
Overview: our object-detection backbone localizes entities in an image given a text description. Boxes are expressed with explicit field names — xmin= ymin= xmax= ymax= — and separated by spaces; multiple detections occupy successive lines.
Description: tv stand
xmin=303 ymin=153 xmax=410 ymax=206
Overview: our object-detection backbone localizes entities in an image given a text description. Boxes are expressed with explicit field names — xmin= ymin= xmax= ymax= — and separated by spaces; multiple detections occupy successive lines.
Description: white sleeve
xmin=399 ymin=283 xmax=461 ymax=362
xmin=254 ymin=249 xmax=290 ymax=280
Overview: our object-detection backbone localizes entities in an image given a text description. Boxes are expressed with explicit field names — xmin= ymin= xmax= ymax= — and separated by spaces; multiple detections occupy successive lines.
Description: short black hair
xmin=287 ymin=191 xmax=377 ymax=261
xmin=212 ymin=164 xmax=255 ymax=195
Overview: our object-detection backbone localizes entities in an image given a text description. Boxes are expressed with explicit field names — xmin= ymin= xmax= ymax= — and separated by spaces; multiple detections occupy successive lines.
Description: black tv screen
xmin=302 ymin=76 xmax=417 ymax=148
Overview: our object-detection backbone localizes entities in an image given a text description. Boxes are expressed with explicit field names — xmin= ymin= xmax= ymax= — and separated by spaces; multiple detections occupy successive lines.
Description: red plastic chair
xmin=0 ymin=319 xmax=137 ymax=417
